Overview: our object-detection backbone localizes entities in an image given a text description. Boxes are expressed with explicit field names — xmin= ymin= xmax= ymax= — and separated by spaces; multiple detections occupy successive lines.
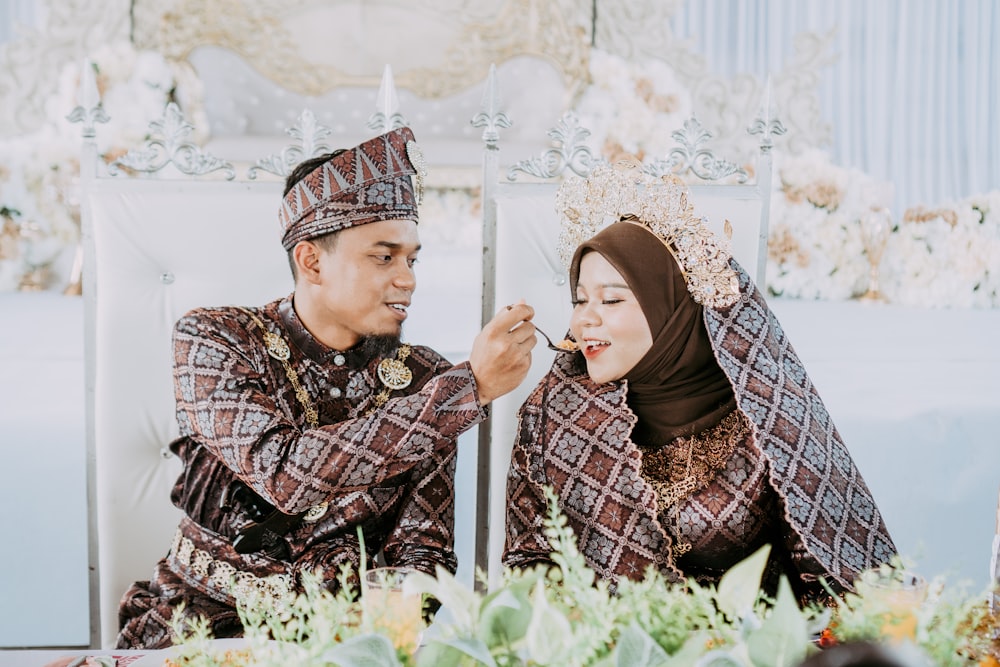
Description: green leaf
xmin=319 ymin=632 xmax=403 ymax=667
xmin=404 ymin=566 xmax=481 ymax=633
xmin=746 ymin=576 xmax=808 ymax=667
xmin=417 ymin=637 xmax=497 ymax=667
xmin=614 ymin=622 xmax=670 ymax=667
xmin=717 ymin=544 xmax=771 ymax=619
xmin=477 ymin=577 xmax=536 ymax=646
xmin=661 ymin=633 xmax=715 ymax=667
xmin=525 ymin=579 xmax=572 ymax=664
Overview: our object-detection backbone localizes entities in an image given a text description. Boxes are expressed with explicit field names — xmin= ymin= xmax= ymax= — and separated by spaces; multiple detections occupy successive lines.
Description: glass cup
xmin=857 ymin=570 xmax=928 ymax=641
xmin=362 ymin=567 xmax=423 ymax=655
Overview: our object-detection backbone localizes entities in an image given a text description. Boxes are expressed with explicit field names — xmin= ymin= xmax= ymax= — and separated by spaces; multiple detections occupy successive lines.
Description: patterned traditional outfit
xmin=117 ymin=128 xmax=486 ymax=648
xmin=503 ymin=164 xmax=895 ymax=601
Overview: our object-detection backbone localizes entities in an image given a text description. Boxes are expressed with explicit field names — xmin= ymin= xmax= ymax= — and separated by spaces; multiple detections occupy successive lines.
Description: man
xmin=116 ymin=127 xmax=536 ymax=648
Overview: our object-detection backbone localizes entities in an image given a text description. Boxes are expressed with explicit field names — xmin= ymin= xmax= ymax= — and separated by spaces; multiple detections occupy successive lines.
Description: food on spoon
xmin=555 ymin=338 xmax=579 ymax=351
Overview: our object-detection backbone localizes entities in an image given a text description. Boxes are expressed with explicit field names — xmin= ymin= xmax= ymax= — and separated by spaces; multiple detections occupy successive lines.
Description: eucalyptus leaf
xmin=746 ymin=576 xmax=808 ymax=667
xmin=525 ymin=579 xmax=573 ymax=664
xmin=318 ymin=632 xmax=403 ymax=667
xmin=661 ymin=632 xmax=716 ymax=667
xmin=717 ymin=544 xmax=771 ymax=619
xmin=417 ymin=636 xmax=498 ymax=667
xmin=405 ymin=565 xmax=481 ymax=632
xmin=695 ymin=648 xmax=748 ymax=667
xmin=478 ymin=579 xmax=534 ymax=646
xmin=614 ymin=622 xmax=670 ymax=667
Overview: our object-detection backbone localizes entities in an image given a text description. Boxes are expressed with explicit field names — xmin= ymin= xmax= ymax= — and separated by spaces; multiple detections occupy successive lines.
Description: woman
xmin=503 ymin=162 xmax=895 ymax=601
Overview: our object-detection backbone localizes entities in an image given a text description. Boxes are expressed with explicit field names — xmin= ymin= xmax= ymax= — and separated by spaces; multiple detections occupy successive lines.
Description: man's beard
xmin=358 ymin=332 xmax=403 ymax=359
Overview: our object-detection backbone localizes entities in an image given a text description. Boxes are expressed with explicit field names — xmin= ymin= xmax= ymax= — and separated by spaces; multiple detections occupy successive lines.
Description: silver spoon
xmin=535 ymin=325 xmax=577 ymax=353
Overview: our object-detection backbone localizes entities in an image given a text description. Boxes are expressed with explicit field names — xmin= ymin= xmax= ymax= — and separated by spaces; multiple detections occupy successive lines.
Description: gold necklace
xmin=240 ymin=308 xmax=412 ymax=426
xmin=639 ymin=409 xmax=749 ymax=555
xmin=240 ymin=308 xmax=412 ymax=523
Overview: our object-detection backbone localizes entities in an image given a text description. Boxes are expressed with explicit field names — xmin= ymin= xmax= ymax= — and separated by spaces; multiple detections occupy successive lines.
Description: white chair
xmin=79 ymin=112 xmax=291 ymax=646
xmin=478 ymin=106 xmax=777 ymax=583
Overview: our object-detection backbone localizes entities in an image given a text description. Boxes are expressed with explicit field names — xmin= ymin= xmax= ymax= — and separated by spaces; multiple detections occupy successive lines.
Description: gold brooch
xmin=378 ymin=355 xmax=413 ymax=390
xmin=303 ymin=502 xmax=328 ymax=523
xmin=262 ymin=331 xmax=291 ymax=361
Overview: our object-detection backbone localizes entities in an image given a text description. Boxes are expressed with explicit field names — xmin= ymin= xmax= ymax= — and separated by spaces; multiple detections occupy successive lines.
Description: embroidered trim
xmin=171 ymin=529 xmax=295 ymax=606
xmin=639 ymin=408 xmax=750 ymax=554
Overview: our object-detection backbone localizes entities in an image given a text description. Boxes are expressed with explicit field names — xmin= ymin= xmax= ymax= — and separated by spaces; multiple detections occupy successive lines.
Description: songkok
xmin=278 ymin=127 xmax=426 ymax=250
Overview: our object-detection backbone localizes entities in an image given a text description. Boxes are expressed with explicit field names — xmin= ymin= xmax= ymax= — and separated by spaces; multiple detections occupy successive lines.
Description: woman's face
xmin=570 ymin=251 xmax=653 ymax=384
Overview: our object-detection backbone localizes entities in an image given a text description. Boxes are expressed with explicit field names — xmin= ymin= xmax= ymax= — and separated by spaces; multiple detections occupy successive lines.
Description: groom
xmin=115 ymin=126 xmax=537 ymax=648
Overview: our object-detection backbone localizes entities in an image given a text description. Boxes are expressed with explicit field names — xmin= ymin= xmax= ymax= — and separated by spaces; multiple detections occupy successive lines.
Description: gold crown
xmin=555 ymin=159 xmax=740 ymax=308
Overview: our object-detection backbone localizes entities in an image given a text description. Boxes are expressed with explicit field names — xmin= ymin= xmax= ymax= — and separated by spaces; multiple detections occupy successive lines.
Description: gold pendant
xmin=263 ymin=332 xmax=291 ymax=361
xmin=377 ymin=357 xmax=412 ymax=390
xmin=673 ymin=541 xmax=692 ymax=555
xmin=303 ymin=502 xmax=328 ymax=523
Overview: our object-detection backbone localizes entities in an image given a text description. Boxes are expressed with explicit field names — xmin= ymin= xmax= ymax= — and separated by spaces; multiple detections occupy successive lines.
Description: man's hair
xmin=284 ymin=150 xmax=346 ymax=280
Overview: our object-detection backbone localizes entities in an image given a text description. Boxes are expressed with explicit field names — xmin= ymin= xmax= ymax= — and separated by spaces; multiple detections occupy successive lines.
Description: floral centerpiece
xmin=766 ymin=149 xmax=889 ymax=301
xmin=0 ymin=41 xmax=205 ymax=291
xmin=884 ymin=192 xmax=1000 ymax=308
xmin=766 ymin=149 xmax=1000 ymax=308
xmin=167 ymin=490 xmax=998 ymax=667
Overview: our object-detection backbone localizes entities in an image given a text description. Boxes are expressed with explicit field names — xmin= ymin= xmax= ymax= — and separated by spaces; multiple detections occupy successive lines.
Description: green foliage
xmin=170 ymin=491 xmax=996 ymax=666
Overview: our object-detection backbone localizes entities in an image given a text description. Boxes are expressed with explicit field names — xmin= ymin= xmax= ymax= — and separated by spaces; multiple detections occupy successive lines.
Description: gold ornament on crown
xmin=555 ymin=159 xmax=741 ymax=309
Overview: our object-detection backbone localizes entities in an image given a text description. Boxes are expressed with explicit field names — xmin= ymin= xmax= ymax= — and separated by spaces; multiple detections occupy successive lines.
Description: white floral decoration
xmin=0 ymin=41 xmax=206 ymax=291
xmin=573 ymin=49 xmax=693 ymax=163
xmin=766 ymin=149 xmax=1000 ymax=308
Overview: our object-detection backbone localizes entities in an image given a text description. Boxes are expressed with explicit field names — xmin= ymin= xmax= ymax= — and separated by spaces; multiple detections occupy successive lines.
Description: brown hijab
xmin=569 ymin=221 xmax=735 ymax=445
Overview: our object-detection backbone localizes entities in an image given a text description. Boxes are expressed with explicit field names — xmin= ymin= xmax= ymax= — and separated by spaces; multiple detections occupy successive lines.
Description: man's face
xmin=310 ymin=218 xmax=420 ymax=349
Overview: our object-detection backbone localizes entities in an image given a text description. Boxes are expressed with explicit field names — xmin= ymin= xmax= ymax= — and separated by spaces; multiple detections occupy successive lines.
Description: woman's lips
xmin=581 ymin=341 xmax=609 ymax=359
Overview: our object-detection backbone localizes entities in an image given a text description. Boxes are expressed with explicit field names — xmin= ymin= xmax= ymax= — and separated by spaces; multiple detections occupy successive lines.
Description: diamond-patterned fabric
xmin=278 ymin=127 xmax=419 ymax=250
xmin=504 ymin=262 xmax=895 ymax=593
xmin=117 ymin=295 xmax=486 ymax=648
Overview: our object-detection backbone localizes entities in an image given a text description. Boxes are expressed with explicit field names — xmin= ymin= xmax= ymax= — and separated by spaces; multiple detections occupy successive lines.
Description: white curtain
xmin=671 ymin=0 xmax=999 ymax=213
xmin=0 ymin=0 xmax=39 ymax=44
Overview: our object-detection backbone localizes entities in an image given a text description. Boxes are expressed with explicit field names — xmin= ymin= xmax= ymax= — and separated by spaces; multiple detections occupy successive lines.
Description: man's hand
xmin=469 ymin=302 xmax=537 ymax=405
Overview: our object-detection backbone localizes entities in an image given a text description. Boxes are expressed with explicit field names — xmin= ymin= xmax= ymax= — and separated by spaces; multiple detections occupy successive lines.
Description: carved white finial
xmin=749 ymin=75 xmax=787 ymax=153
xmin=367 ymin=64 xmax=407 ymax=133
xmin=471 ymin=63 xmax=511 ymax=149
xmin=378 ymin=65 xmax=399 ymax=121
xmin=763 ymin=75 xmax=772 ymax=126
xmin=66 ymin=58 xmax=109 ymax=139
xmin=80 ymin=58 xmax=99 ymax=110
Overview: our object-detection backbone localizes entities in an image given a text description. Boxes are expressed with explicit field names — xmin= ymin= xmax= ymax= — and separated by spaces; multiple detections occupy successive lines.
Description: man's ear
xmin=293 ymin=241 xmax=323 ymax=285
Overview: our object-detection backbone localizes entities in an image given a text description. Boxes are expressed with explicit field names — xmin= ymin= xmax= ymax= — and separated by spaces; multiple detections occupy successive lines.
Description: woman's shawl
xmin=703 ymin=263 xmax=896 ymax=587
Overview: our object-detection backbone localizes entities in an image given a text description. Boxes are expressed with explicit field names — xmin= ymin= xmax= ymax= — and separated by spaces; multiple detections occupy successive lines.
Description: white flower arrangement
xmin=765 ymin=150 xmax=880 ymax=301
xmin=573 ymin=49 xmax=693 ymax=163
xmin=765 ymin=149 xmax=1000 ymax=308
xmin=883 ymin=192 xmax=1000 ymax=308
xmin=0 ymin=41 xmax=205 ymax=291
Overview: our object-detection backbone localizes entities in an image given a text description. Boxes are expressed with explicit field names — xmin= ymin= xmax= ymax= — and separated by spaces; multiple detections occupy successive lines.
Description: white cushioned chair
xmin=82 ymin=174 xmax=290 ymax=646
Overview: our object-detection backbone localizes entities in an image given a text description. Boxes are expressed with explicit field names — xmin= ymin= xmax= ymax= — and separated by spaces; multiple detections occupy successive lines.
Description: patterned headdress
xmin=555 ymin=159 xmax=740 ymax=308
xmin=279 ymin=127 xmax=427 ymax=250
